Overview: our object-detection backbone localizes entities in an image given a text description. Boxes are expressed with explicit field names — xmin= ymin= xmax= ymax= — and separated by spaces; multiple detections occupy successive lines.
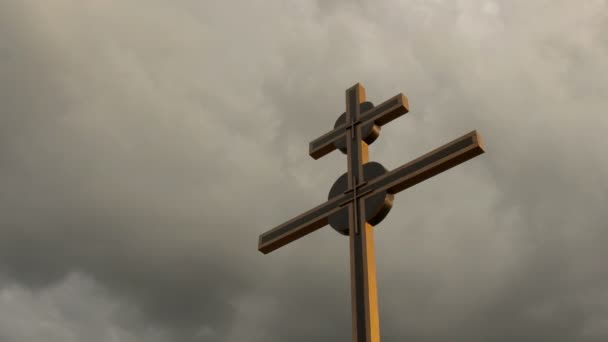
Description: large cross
xmin=258 ymin=83 xmax=485 ymax=342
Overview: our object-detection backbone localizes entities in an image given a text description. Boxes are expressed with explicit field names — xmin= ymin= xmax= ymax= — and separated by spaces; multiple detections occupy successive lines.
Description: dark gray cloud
xmin=1 ymin=0 xmax=608 ymax=341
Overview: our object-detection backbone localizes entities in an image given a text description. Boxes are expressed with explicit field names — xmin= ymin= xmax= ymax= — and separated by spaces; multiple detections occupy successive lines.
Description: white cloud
xmin=0 ymin=273 xmax=170 ymax=342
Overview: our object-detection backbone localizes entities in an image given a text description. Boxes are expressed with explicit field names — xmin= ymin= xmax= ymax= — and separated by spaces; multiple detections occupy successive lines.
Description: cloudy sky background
xmin=1 ymin=0 xmax=608 ymax=341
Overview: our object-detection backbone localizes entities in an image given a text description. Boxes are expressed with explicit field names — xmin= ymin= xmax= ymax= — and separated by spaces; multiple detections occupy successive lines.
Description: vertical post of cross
xmin=345 ymin=83 xmax=380 ymax=342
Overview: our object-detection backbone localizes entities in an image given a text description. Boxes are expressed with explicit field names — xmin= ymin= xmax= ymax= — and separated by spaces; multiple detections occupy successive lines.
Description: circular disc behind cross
xmin=333 ymin=101 xmax=381 ymax=154
xmin=328 ymin=162 xmax=394 ymax=235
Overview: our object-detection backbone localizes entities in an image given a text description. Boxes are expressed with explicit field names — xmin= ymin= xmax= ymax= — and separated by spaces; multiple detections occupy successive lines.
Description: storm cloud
xmin=1 ymin=0 xmax=608 ymax=341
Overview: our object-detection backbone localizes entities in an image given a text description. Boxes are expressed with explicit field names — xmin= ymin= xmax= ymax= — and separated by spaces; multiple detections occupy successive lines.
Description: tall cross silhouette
xmin=258 ymin=83 xmax=485 ymax=342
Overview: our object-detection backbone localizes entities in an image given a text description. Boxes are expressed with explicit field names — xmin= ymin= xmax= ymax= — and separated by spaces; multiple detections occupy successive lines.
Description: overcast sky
xmin=1 ymin=1 xmax=608 ymax=341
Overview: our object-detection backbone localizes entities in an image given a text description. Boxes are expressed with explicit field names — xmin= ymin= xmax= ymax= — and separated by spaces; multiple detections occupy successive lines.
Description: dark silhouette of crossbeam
xmin=258 ymin=83 xmax=485 ymax=342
